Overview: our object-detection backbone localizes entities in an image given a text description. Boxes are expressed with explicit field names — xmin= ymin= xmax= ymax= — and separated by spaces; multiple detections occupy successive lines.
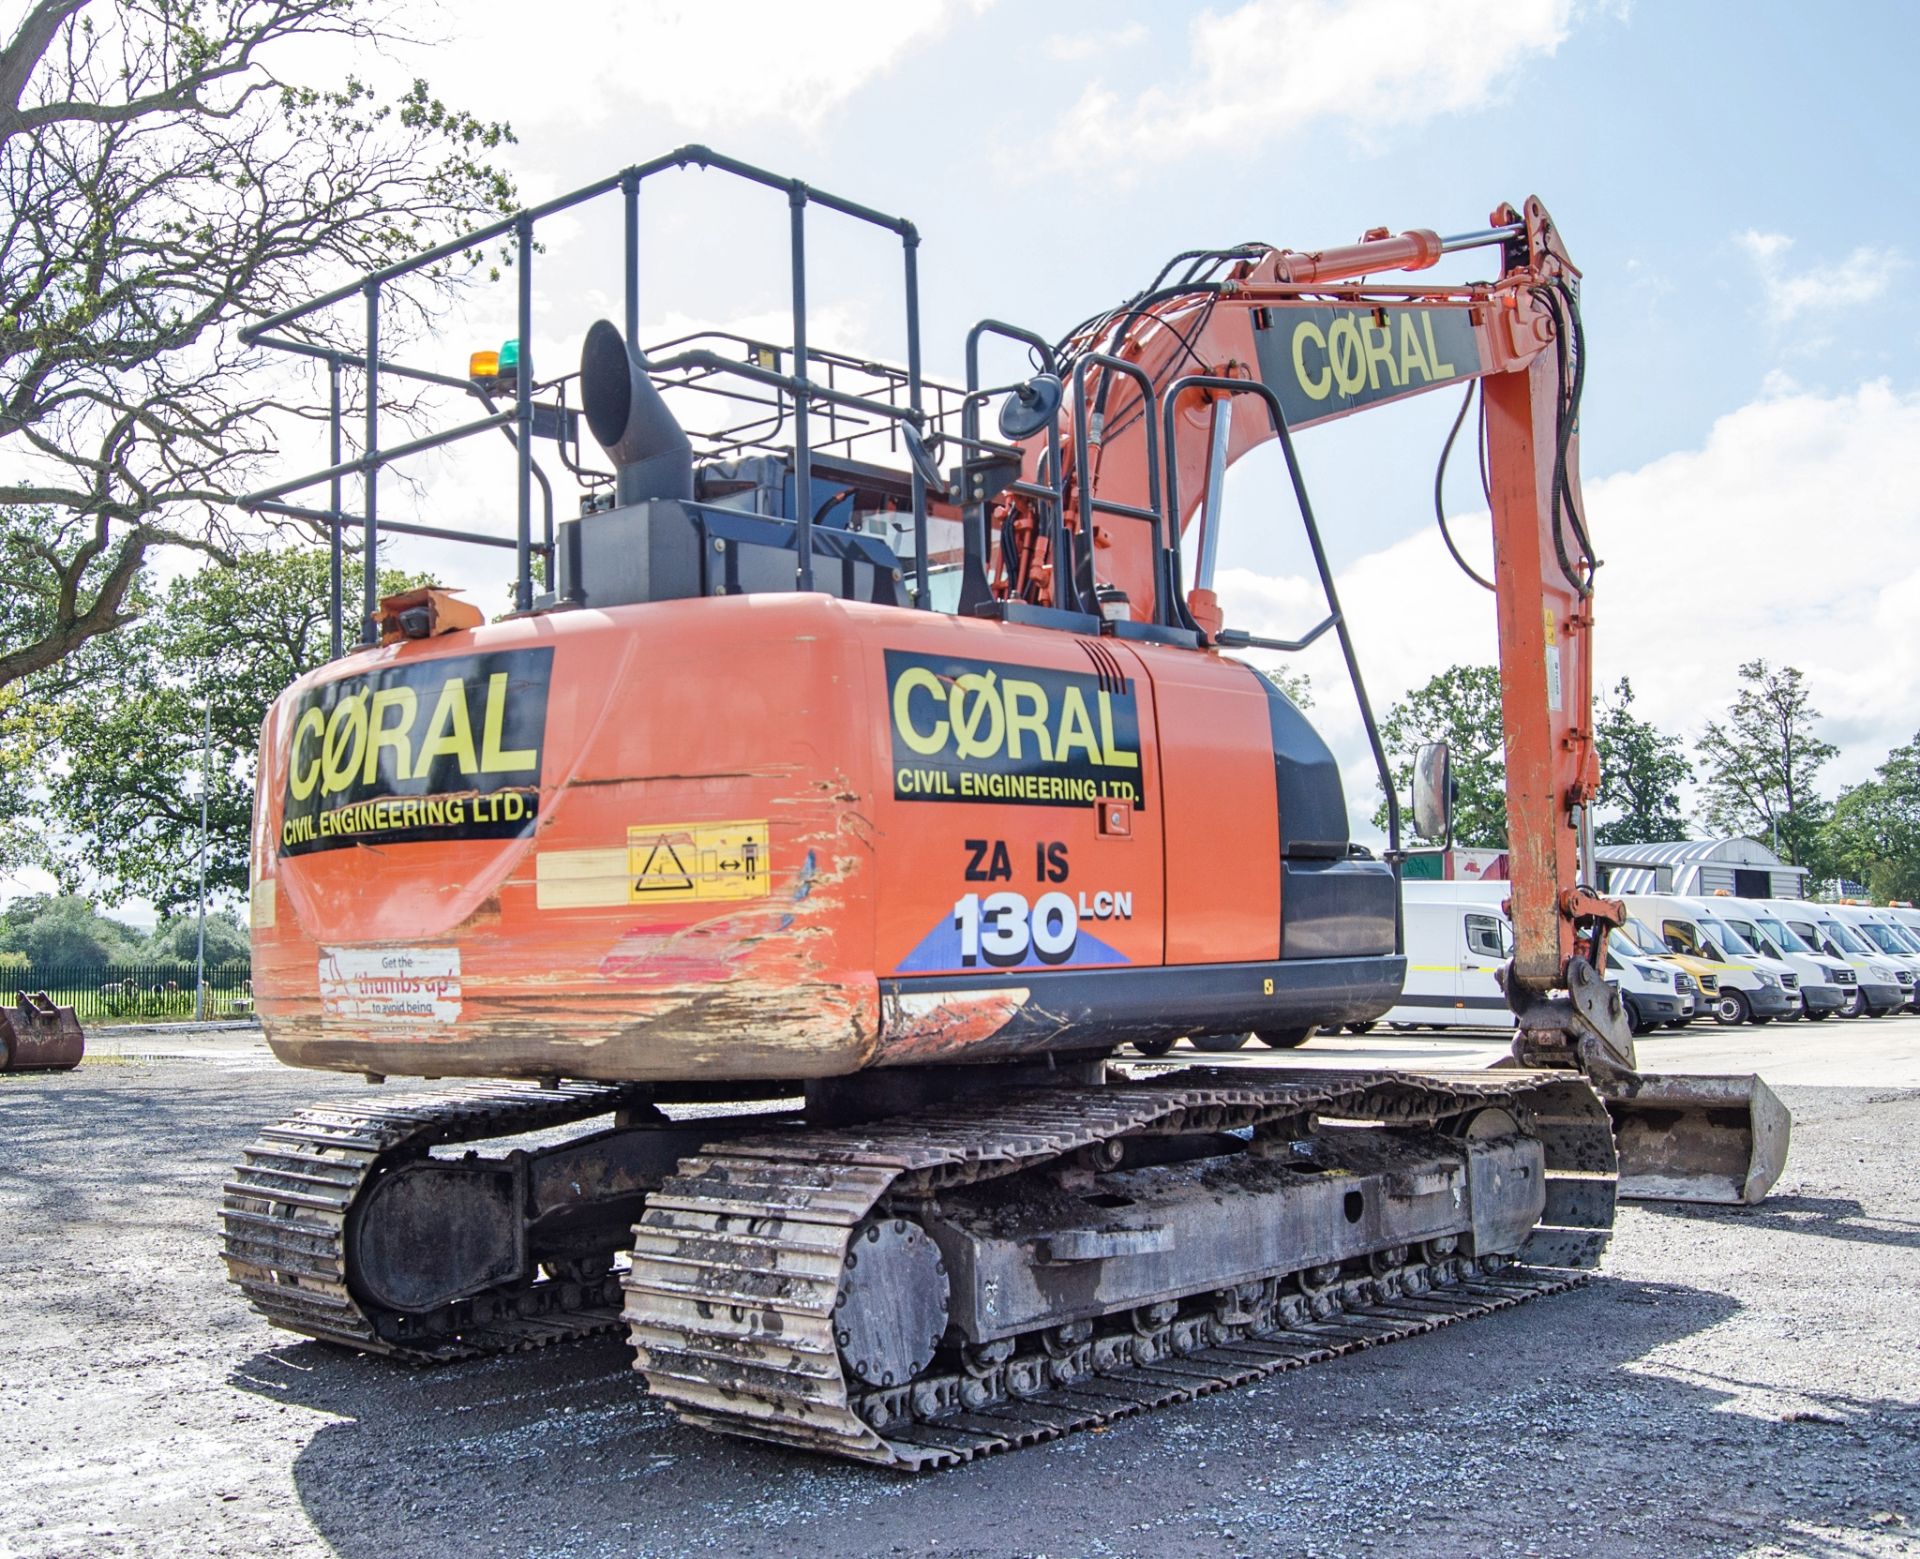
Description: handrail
xmin=961 ymin=320 xmax=1062 ymax=616
xmin=1160 ymin=372 xmax=1401 ymax=857
xmin=238 ymin=145 xmax=915 ymax=347
xmin=1070 ymin=351 xmax=1164 ymax=622
xmin=242 ymin=148 xmax=931 ymax=648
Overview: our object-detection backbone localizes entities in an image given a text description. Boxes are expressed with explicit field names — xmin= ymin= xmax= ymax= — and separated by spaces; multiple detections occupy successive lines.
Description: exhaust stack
xmin=579 ymin=319 xmax=692 ymax=505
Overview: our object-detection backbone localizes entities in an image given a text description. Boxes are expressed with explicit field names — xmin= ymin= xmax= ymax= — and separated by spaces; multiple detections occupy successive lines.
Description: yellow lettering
xmin=1326 ymin=316 xmax=1367 ymax=397
xmin=1002 ymin=678 xmax=1053 ymax=763
xmin=321 ymin=693 xmax=369 ymax=796
xmin=1421 ymin=312 xmax=1457 ymax=378
xmin=948 ymin=671 xmax=1004 ymax=760
xmin=1398 ymin=313 xmax=1432 ymax=383
xmin=479 ymin=672 xmax=537 ymax=772
xmin=892 ymin=666 xmax=949 ymax=755
xmin=1362 ymin=318 xmax=1400 ymax=389
xmin=1096 ymin=692 xmax=1140 ymax=769
xmin=288 ymin=706 xmax=325 ymax=801
xmin=1291 ymin=320 xmax=1332 ymax=401
xmin=363 ymin=686 xmax=418 ymax=785
xmin=1055 ymin=688 xmax=1101 ymax=765
xmin=413 ymin=678 xmax=479 ymax=778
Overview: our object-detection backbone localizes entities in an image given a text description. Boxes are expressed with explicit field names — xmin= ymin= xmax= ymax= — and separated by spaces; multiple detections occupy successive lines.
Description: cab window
xmin=1464 ymin=914 xmax=1510 ymax=960
xmin=1662 ymin=920 xmax=1699 ymax=955
xmin=1857 ymin=923 xmax=1902 ymax=954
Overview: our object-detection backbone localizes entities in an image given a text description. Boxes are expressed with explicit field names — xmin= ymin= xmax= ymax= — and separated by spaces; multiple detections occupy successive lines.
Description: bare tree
xmin=0 ymin=0 xmax=516 ymax=686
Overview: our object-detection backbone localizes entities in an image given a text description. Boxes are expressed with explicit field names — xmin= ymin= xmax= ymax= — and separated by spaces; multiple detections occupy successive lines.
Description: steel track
xmin=222 ymin=1080 xmax=653 ymax=1361
xmin=624 ymin=1067 xmax=1617 ymax=1467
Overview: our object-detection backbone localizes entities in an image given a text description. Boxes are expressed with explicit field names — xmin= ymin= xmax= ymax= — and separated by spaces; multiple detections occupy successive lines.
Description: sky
xmin=29 ymin=0 xmax=1920 ymax=912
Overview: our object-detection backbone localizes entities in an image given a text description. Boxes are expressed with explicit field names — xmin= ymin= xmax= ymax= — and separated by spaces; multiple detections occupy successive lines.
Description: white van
xmin=1620 ymin=894 xmax=1802 ymax=1025
xmin=1386 ymin=881 xmax=1687 ymax=1033
xmin=1828 ymin=905 xmax=1920 ymax=1013
xmin=1384 ymin=881 xmax=1513 ymax=1029
xmin=1605 ymin=923 xmax=1697 ymax=1030
xmin=1767 ymin=902 xmax=1904 ymax=1018
xmin=1710 ymin=895 xmax=1848 ymax=1021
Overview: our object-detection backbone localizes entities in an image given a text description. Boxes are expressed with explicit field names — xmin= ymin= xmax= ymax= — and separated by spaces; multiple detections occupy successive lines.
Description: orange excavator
xmin=225 ymin=148 xmax=1786 ymax=1466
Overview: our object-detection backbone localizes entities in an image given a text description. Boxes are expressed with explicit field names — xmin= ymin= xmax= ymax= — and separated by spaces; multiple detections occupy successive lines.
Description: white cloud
xmin=1217 ymin=380 xmax=1920 ymax=839
xmin=1041 ymin=0 xmax=1572 ymax=170
xmin=1043 ymin=22 xmax=1149 ymax=61
xmin=1738 ymin=230 xmax=1905 ymax=323
xmin=416 ymin=0 xmax=995 ymax=133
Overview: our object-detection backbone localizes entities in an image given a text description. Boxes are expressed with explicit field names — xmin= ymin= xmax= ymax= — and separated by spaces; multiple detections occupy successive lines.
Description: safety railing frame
xmin=239 ymin=146 xmax=934 ymax=650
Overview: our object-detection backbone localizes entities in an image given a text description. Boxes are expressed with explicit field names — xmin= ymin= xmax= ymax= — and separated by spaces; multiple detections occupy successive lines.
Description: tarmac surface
xmin=3 ymin=1021 xmax=1917 ymax=1558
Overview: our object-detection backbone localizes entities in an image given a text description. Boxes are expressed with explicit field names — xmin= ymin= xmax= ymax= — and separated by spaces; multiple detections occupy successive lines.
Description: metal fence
xmin=0 ymin=961 xmax=254 ymax=1024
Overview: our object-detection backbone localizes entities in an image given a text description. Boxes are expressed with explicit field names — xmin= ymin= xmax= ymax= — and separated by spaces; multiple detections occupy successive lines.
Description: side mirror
xmin=900 ymin=422 xmax=949 ymax=499
xmin=1410 ymin=742 xmax=1452 ymax=844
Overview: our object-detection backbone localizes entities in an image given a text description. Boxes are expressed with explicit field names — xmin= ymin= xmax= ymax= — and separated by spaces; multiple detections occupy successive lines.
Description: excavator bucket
xmin=1601 ymin=1072 xmax=1790 ymax=1205
xmin=0 ymin=991 xmax=85 ymax=1073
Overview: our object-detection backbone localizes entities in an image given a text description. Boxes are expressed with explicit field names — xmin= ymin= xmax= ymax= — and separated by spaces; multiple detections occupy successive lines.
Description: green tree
xmin=0 ymin=0 xmax=517 ymax=687
xmin=0 ymin=893 xmax=143 ymax=966
xmin=1373 ymin=664 xmax=1506 ymax=848
xmin=145 ymin=909 xmax=250 ymax=966
xmin=47 ymin=548 xmax=426 ymax=911
xmin=1593 ymin=677 xmax=1692 ymax=845
xmin=0 ymin=508 xmax=157 ymax=872
xmin=1697 ymin=659 xmax=1837 ymax=866
xmin=1820 ymin=732 xmax=1920 ymax=901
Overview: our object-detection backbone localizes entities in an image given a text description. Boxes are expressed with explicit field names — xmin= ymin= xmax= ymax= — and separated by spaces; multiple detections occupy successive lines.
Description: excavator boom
xmin=1009 ymin=197 xmax=1786 ymax=1202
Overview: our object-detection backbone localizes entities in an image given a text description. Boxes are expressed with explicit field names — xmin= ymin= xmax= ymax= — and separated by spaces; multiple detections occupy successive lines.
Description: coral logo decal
xmin=886 ymin=650 xmax=1144 ymax=808
xmin=280 ymin=648 xmax=552 ymax=856
xmin=1254 ymin=305 xmax=1481 ymax=425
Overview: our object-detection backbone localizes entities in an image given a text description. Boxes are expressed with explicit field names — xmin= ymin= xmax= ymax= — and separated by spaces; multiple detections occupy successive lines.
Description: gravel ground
xmin=2 ymin=1034 xmax=1916 ymax=1559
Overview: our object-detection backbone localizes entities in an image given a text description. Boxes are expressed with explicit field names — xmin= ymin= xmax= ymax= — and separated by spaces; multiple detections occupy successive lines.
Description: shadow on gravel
xmin=216 ymin=1273 xmax=1913 ymax=1559
xmin=1636 ymin=1193 xmax=1920 ymax=1251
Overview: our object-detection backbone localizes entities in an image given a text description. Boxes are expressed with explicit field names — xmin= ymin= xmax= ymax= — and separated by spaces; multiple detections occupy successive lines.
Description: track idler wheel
xmin=835 ymin=1218 xmax=949 ymax=1391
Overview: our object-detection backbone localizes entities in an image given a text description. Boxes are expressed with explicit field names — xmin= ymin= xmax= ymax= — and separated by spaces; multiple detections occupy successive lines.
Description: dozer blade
xmin=1600 ymin=1072 xmax=1790 ymax=1206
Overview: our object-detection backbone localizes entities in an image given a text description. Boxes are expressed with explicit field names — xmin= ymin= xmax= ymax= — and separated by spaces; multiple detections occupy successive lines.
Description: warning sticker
xmin=319 ymin=945 xmax=461 ymax=1026
xmin=627 ymin=820 xmax=770 ymax=903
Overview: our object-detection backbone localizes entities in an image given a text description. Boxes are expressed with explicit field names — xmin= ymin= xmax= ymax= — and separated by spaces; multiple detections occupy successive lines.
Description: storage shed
xmin=1595 ymin=838 xmax=1808 ymax=899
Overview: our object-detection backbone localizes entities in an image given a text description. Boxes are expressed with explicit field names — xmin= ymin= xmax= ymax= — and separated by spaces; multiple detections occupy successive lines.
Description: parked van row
xmin=1383 ymin=882 xmax=1920 ymax=1031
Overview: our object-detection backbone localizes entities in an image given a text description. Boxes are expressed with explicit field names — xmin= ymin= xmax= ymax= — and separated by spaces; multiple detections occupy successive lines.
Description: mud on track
xmin=2 ymin=1041 xmax=1917 ymax=1558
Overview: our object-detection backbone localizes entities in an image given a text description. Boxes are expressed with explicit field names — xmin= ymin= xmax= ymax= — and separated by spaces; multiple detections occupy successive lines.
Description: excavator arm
xmin=986 ymin=199 xmax=1787 ymax=1203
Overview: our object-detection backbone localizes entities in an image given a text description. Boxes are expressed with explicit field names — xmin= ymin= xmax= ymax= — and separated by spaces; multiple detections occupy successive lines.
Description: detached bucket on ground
xmin=1601 ymin=1072 xmax=1791 ymax=1205
xmin=0 ymin=992 xmax=85 ymax=1072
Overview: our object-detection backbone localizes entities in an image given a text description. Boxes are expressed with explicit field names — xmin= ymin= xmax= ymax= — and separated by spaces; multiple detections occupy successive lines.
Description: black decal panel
xmin=279 ymin=648 xmax=554 ymax=857
xmin=1253 ymin=305 xmax=1483 ymax=427
xmin=886 ymin=650 xmax=1146 ymax=808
